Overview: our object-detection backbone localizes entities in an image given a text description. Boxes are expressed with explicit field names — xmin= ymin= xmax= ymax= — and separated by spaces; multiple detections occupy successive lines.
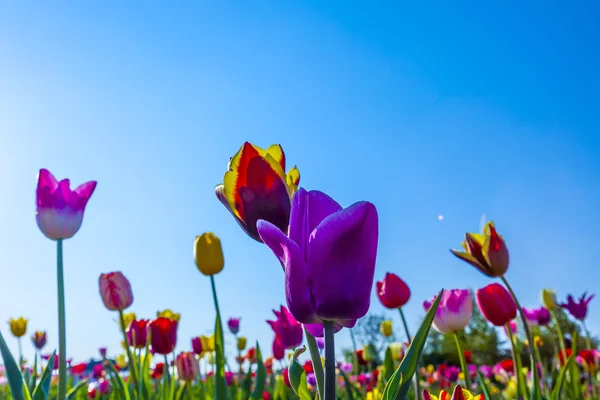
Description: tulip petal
xmin=36 ymin=169 xmax=59 ymax=208
xmin=265 ymin=144 xmax=286 ymax=171
xmin=73 ymin=181 xmax=97 ymax=209
xmin=286 ymin=166 xmax=300 ymax=193
xmin=304 ymin=321 xmax=349 ymax=337
xmin=257 ymin=220 xmax=319 ymax=324
xmin=450 ymin=250 xmax=492 ymax=275
xmin=307 ymin=201 xmax=378 ymax=321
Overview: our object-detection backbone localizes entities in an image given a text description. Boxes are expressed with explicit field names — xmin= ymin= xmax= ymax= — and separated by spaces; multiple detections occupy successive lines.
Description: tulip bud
xmin=380 ymin=320 xmax=393 ymax=337
xmin=363 ymin=343 xmax=377 ymax=362
xmin=175 ymin=352 xmax=200 ymax=382
xmin=32 ymin=331 xmax=47 ymax=350
xmin=194 ymin=233 xmax=224 ymax=276
xmin=388 ymin=343 xmax=404 ymax=361
xmin=542 ymin=289 xmax=558 ymax=310
xmin=9 ymin=318 xmax=28 ymax=338
xmin=126 ymin=320 xmax=149 ymax=349
xmin=200 ymin=335 xmax=215 ymax=353
xmin=149 ymin=318 xmax=178 ymax=355
xmin=99 ymin=272 xmax=133 ymax=311
xmin=273 ymin=336 xmax=285 ymax=361
xmin=237 ymin=336 xmax=247 ymax=351
xmin=475 ymin=283 xmax=517 ymax=327
xmin=376 ymin=273 xmax=411 ymax=309
xmin=227 ymin=318 xmax=241 ymax=335
xmin=192 ymin=337 xmax=203 ymax=356
xmin=451 ymin=221 xmax=509 ymax=277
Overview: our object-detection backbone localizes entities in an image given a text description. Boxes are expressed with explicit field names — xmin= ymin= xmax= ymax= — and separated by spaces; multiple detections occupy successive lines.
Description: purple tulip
xmin=267 ymin=306 xmax=303 ymax=349
xmin=479 ymin=365 xmax=492 ymax=378
xmin=191 ymin=337 xmax=203 ymax=355
xmin=227 ymin=318 xmax=241 ymax=335
xmin=99 ymin=348 xmax=107 ymax=358
xmin=258 ymin=188 xmax=379 ymax=334
xmin=523 ymin=307 xmax=551 ymax=327
xmin=561 ymin=292 xmax=594 ymax=320
xmin=315 ymin=337 xmax=325 ymax=350
xmin=423 ymin=289 xmax=472 ymax=334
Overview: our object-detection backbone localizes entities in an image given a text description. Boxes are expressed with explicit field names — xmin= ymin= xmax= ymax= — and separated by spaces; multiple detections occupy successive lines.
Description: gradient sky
xmin=0 ymin=1 xmax=599 ymax=365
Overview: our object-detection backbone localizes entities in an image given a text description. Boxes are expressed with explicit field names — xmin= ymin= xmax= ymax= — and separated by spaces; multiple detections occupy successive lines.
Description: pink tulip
xmin=98 ymin=272 xmax=133 ymax=311
xmin=423 ymin=289 xmax=473 ymax=334
xmin=35 ymin=168 xmax=97 ymax=240
xmin=175 ymin=352 xmax=199 ymax=382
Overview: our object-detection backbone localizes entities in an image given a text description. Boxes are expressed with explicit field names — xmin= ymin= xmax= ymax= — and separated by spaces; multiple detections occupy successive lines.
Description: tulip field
xmin=0 ymin=142 xmax=597 ymax=400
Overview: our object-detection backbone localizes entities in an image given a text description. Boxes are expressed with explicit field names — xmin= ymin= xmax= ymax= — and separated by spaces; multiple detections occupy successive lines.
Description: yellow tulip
xmin=9 ymin=317 xmax=28 ymax=338
xmin=116 ymin=354 xmax=128 ymax=369
xmin=380 ymin=320 xmax=393 ymax=337
xmin=541 ymin=289 xmax=558 ymax=310
xmin=157 ymin=309 xmax=181 ymax=322
xmin=122 ymin=312 xmax=137 ymax=329
xmin=201 ymin=334 xmax=215 ymax=353
xmin=426 ymin=364 xmax=435 ymax=374
xmin=194 ymin=233 xmax=225 ymax=276
xmin=388 ymin=343 xmax=404 ymax=361
xmin=206 ymin=351 xmax=215 ymax=364
xmin=237 ymin=336 xmax=247 ymax=351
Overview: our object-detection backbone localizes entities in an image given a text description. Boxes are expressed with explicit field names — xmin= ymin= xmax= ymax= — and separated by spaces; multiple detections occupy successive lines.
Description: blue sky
xmin=0 ymin=1 xmax=599 ymax=364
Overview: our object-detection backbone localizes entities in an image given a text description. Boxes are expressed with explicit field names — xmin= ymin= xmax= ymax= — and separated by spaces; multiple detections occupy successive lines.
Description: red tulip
xmin=151 ymin=363 xmax=165 ymax=379
xmin=475 ymin=283 xmax=517 ymax=327
xmin=282 ymin=368 xmax=291 ymax=386
xmin=149 ymin=318 xmax=178 ymax=355
xmin=127 ymin=320 xmax=149 ymax=349
xmin=376 ymin=273 xmax=411 ymax=309
xmin=273 ymin=335 xmax=285 ymax=361
xmin=98 ymin=272 xmax=133 ymax=311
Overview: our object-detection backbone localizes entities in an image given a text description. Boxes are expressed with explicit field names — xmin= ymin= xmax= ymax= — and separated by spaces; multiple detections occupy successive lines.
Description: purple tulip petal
xmin=74 ymin=181 xmax=97 ymax=209
xmin=306 ymin=201 xmax=378 ymax=321
xmin=304 ymin=322 xmax=346 ymax=337
xmin=258 ymin=220 xmax=319 ymax=324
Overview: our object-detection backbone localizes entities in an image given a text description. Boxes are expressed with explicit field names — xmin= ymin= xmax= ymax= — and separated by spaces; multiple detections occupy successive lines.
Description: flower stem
xmin=119 ymin=310 xmax=139 ymax=391
xmin=506 ymin=325 xmax=529 ymax=400
xmin=323 ymin=321 xmax=336 ymax=400
xmin=56 ymin=238 xmax=67 ymax=400
xmin=399 ymin=308 xmax=421 ymax=399
xmin=582 ymin=320 xmax=593 ymax=350
xmin=304 ymin=326 xmax=325 ymax=398
xmin=453 ymin=332 xmax=471 ymax=390
xmin=349 ymin=328 xmax=359 ymax=374
xmin=18 ymin=338 xmax=22 ymax=367
xmin=550 ymin=309 xmax=567 ymax=360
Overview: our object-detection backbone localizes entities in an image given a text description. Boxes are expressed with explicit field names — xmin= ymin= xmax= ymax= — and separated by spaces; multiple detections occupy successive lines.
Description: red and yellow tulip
xmin=215 ymin=142 xmax=300 ymax=242
xmin=450 ymin=221 xmax=509 ymax=277
xmin=423 ymin=385 xmax=483 ymax=400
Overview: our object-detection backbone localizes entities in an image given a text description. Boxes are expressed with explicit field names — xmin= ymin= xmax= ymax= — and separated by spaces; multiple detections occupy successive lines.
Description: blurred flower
xmin=246 ymin=347 xmax=257 ymax=363
xmin=227 ymin=317 xmax=241 ymax=335
xmin=191 ymin=337 xmax=203 ymax=356
xmin=558 ymin=349 xmax=573 ymax=367
xmin=149 ymin=318 xmax=178 ymax=355
xmin=376 ymin=273 xmax=411 ymax=309
xmin=175 ymin=352 xmax=200 ymax=382
xmin=92 ymin=364 xmax=104 ymax=379
xmin=303 ymin=360 xmax=314 ymax=373
xmin=450 ymin=221 xmax=509 ymax=277
xmin=225 ymin=371 xmax=235 ymax=386
xmin=282 ymin=368 xmax=290 ymax=386
xmin=98 ymin=378 xmax=110 ymax=395
xmin=115 ymin=354 xmax=128 ymax=369
xmin=504 ymin=320 xmax=517 ymax=337
xmin=71 ymin=363 xmax=87 ymax=376
xmin=306 ymin=373 xmax=316 ymax=386
xmin=541 ymin=289 xmax=558 ymax=310
xmin=123 ymin=313 xmax=137 ymax=328
xmin=266 ymin=306 xmax=303 ymax=349
xmin=99 ymin=347 xmax=107 ymax=358
xmin=423 ymin=289 xmax=473 ymax=334
xmin=98 ymin=272 xmax=134 ymax=312
xmin=478 ymin=365 xmax=492 ymax=379
xmin=464 ymin=350 xmax=472 ymax=364
xmin=577 ymin=350 xmax=599 ymax=372
xmin=355 ymin=350 xmax=368 ymax=366
xmin=561 ymin=292 xmax=594 ymax=320
xmin=151 ymin=363 xmax=164 ymax=380
xmin=237 ymin=336 xmax=247 ymax=351
xmin=422 ymin=385 xmax=484 ymax=400
xmin=475 ymin=283 xmax=516 ymax=327
xmin=380 ymin=320 xmax=393 ymax=337
xmin=126 ymin=319 xmax=149 ymax=349
xmin=194 ymin=233 xmax=225 ymax=276
xmin=272 ymin=335 xmax=285 ymax=361
xmin=258 ymin=189 xmax=378 ymax=331
xmin=215 ymin=142 xmax=300 ymax=242
xmin=35 ymin=168 xmax=97 ymax=240
xmin=31 ymin=331 xmax=47 ymax=350
xmin=200 ymin=335 xmax=215 ymax=353
xmin=157 ymin=309 xmax=181 ymax=322
xmin=87 ymin=384 xmax=97 ymax=399
xmin=522 ymin=307 xmax=551 ymax=328
xmin=363 ymin=343 xmax=377 ymax=362
xmin=389 ymin=343 xmax=404 ymax=361
xmin=9 ymin=317 xmax=28 ymax=338
xmin=315 ymin=337 xmax=325 ymax=350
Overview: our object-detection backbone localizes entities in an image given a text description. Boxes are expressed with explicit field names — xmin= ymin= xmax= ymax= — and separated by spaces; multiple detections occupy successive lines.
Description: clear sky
xmin=0 ymin=1 xmax=599 ymax=365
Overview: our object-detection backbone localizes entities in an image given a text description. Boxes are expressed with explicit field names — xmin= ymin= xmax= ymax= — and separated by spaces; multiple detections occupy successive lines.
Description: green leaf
xmin=31 ymin=351 xmax=55 ymax=400
xmin=475 ymin=370 xmax=492 ymax=400
xmin=250 ymin=343 xmax=266 ymax=400
xmin=550 ymin=353 xmax=574 ymax=400
xmin=28 ymin=354 xmax=38 ymax=395
xmin=66 ymin=378 xmax=89 ymax=400
xmin=289 ymin=347 xmax=312 ymax=400
xmin=107 ymin=359 xmax=131 ymax=400
xmin=568 ymin=331 xmax=581 ymax=400
xmin=382 ymin=289 xmax=443 ymax=400
xmin=530 ymin=340 xmax=542 ymax=400
xmin=0 ymin=330 xmax=31 ymax=400
xmin=175 ymin=383 xmax=188 ymax=400
xmin=383 ymin=347 xmax=394 ymax=383
xmin=214 ymin=312 xmax=227 ymax=400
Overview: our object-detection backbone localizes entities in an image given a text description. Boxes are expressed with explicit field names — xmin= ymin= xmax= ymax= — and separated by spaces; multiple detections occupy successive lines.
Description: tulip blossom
xmin=32 ymin=331 xmax=47 ymax=350
xmin=578 ymin=350 xmax=599 ymax=372
xmin=258 ymin=188 xmax=378 ymax=331
xmin=541 ymin=289 xmax=558 ymax=310
xmin=522 ymin=307 xmax=551 ymax=328
xmin=561 ymin=292 xmax=594 ymax=320
xmin=504 ymin=320 xmax=517 ymax=336
xmin=99 ymin=347 xmax=107 ymax=358
xmin=227 ymin=317 xmax=241 ymax=335
xmin=237 ymin=336 xmax=247 ymax=351
xmin=98 ymin=379 xmax=110 ymax=395
xmin=272 ymin=335 xmax=285 ymax=360
xmin=475 ymin=283 xmax=516 ymax=327
xmin=126 ymin=319 xmax=149 ymax=349
xmin=200 ymin=334 xmax=215 ymax=353
xmin=194 ymin=233 xmax=225 ymax=276
xmin=9 ymin=317 xmax=28 ymax=338
xmin=380 ymin=320 xmax=393 ymax=337
xmin=423 ymin=290 xmax=473 ymax=334
xmin=450 ymin=221 xmax=509 ymax=277
xmin=157 ymin=309 xmax=181 ymax=322
xmin=389 ymin=343 xmax=404 ymax=361
xmin=266 ymin=306 xmax=303 ymax=349
xmin=99 ymin=272 xmax=134 ymax=312
xmin=376 ymin=273 xmax=411 ymax=309
xmin=315 ymin=337 xmax=325 ymax=350
xmin=191 ymin=337 xmax=203 ymax=356
xmin=215 ymin=142 xmax=300 ymax=242
xmin=149 ymin=318 xmax=178 ymax=355
xmin=422 ymin=385 xmax=484 ymax=400
xmin=175 ymin=352 xmax=200 ymax=382
xmin=92 ymin=364 xmax=104 ymax=379
xmin=35 ymin=169 xmax=97 ymax=240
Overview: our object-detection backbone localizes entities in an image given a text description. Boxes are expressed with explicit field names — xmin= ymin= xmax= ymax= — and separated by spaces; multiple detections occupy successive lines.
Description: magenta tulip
xmin=99 ymin=272 xmax=133 ymax=311
xmin=267 ymin=306 xmax=303 ymax=349
xmin=423 ymin=289 xmax=473 ymax=334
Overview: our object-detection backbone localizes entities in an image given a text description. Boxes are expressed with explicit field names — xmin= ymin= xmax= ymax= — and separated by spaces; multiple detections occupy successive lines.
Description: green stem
xmin=507 ymin=325 xmax=529 ymax=400
xmin=56 ymin=238 xmax=67 ymax=400
xmin=323 ymin=322 xmax=336 ymax=400
xmin=399 ymin=308 xmax=421 ymax=399
xmin=209 ymin=276 xmax=225 ymax=350
xmin=304 ymin=326 xmax=325 ymax=398
xmin=349 ymin=328 xmax=359 ymax=375
xmin=453 ymin=332 xmax=471 ymax=390
xmin=18 ymin=338 xmax=22 ymax=367
xmin=119 ymin=310 xmax=139 ymax=392
xmin=582 ymin=320 xmax=593 ymax=350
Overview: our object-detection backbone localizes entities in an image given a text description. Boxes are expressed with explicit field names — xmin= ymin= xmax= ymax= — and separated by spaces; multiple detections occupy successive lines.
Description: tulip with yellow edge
xmin=122 ymin=312 xmax=137 ymax=330
xmin=157 ymin=309 xmax=180 ymax=322
xmin=237 ymin=336 xmax=247 ymax=351
xmin=422 ymin=385 xmax=484 ymax=400
xmin=541 ymin=289 xmax=558 ymax=310
xmin=9 ymin=317 xmax=28 ymax=365
xmin=388 ymin=343 xmax=404 ymax=361
xmin=450 ymin=221 xmax=509 ymax=277
xmin=116 ymin=354 xmax=128 ymax=369
xmin=380 ymin=320 xmax=393 ymax=337
xmin=194 ymin=233 xmax=224 ymax=276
